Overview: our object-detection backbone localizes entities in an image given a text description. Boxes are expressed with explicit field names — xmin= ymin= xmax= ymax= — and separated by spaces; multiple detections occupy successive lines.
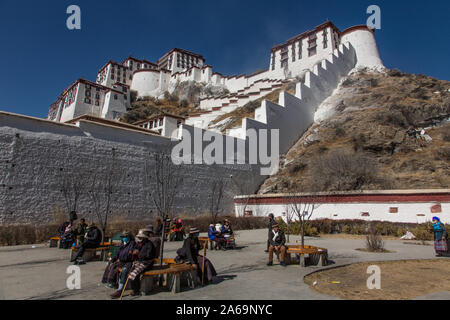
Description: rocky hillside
xmin=260 ymin=69 xmax=450 ymax=194
xmin=121 ymin=81 xmax=229 ymax=124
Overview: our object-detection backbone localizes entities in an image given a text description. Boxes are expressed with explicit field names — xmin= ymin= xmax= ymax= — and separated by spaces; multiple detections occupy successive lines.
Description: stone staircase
xmin=185 ymin=78 xmax=290 ymax=131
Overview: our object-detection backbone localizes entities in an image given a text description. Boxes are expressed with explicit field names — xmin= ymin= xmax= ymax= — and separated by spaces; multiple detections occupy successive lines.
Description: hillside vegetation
xmin=121 ymin=81 xmax=229 ymax=124
xmin=260 ymin=69 xmax=450 ymax=194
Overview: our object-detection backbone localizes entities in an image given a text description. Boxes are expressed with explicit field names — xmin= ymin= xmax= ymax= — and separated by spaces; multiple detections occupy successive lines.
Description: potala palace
xmin=2 ymin=20 xmax=447 ymax=225
xmin=46 ymin=21 xmax=383 ymax=132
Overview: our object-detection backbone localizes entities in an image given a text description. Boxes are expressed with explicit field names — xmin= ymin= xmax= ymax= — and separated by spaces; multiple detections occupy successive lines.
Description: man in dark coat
xmin=70 ymin=222 xmax=102 ymax=263
xmin=176 ymin=227 xmax=217 ymax=284
xmin=265 ymin=214 xmax=275 ymax=252
xmin=267 ymin=223 xmax=287 ymax=267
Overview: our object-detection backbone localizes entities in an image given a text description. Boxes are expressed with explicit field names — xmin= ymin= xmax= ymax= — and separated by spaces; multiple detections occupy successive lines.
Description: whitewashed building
xmin=48 ymin=79 xmax=130 ymax=123
xmin=133 ymin=113 xmax=185 ymax=138
xmin=234 ymin=190 xmax=450 ymax=224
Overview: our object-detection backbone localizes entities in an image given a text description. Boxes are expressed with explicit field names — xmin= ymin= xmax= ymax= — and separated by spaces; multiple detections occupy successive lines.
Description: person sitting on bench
xmin=176 ymin=227 xmax=217 ymax=284
xmin=61 ymin=222 xmax=75 ymax=249
xmin=170 ymin=219 xmax=185 ymax=241
xmin=70 ymin=222 xmax=102 ymax=264
xmin=221 ymin=219 xmax=233 ymax=235
xmin=57 ymin=221 xmax=70 ymax=248
xmin=126 ymin=229 xmax=156 ymax=297
xmin=208 ymin=223 xmax=226 ymax=250
xmin=267 ymin=223 xmax=287 ymax=267
xmin=104 ymin=231 xmax=136 ymax=294
xmin=75 ymin=218 xmax=88 ymax=245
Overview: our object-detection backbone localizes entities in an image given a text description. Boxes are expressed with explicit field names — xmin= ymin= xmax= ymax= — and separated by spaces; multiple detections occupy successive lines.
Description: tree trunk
xmin=301 ymin=221 xmax=305 ymax=247
xmin=160 ymin=220 xmax=165 ymax=266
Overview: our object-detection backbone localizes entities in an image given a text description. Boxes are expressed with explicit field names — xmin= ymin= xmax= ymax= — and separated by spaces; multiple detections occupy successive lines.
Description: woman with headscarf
xmin=176 ymin=227 xmax=217 ymax=284
xmin=430 ymin=217 xmax=448 ymax=257
xmin=103 ymin=230 xmax=136 ymax=290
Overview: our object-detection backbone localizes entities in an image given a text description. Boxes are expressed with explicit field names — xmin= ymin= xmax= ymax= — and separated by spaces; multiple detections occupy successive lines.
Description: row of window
xmin=143 ymin=118 xmax=164 ymax=129
xmin=272 ymin=30 xmax=334 ymax=70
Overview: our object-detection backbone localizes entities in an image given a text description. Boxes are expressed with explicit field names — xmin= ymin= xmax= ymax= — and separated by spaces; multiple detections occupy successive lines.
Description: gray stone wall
xmin=0 ymin=113 xmax=260 ymax=225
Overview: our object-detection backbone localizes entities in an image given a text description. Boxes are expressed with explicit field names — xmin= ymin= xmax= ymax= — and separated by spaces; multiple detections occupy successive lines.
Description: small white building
xmin=48 ymin=79 xmax=130 ymax=123
xmin=234 ymin=190 xmax=450 ymax=224
xmin=133 ymin=113 xmax=185 ymax=138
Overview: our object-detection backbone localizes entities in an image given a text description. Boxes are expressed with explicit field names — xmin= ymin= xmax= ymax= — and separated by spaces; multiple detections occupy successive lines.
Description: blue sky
xmin=0 ymin=0 xmax=448 ymax=118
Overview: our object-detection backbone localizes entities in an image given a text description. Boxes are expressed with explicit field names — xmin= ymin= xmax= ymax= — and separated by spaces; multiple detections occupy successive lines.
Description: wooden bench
xmin=49 ymin=236 xmax=61 ymax=248
xmin=199 ymin=236 xmax=221 ymax=250
xmin=141 ymin=263 xmax=198 ymax=294
xmin=285 ymin=245 xmax=328 ymax=267
xmin=70 ymin=245 xmax=110 ymax=262
xmin=120 ymin=262 xmax=198 ymax=295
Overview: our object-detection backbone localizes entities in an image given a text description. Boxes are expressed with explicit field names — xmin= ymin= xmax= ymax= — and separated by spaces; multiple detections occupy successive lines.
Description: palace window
xmin=308 ymin=34 xmax=317 ymax=56
xmin=323 ymin=30 xmax=328 ymax=49
xmin=292 ymin=44 xmax=296 ymax=62
xmin=111 ymin=74 xmax=115 ymax=80
xmin=84 ymin=98 xmax=91 ymax=104
xmin=159 ymin=118 xmax=163 ymax=126
xmin=431 ymin=204 xmax=442 ymax=213
xmin=95 ymin=94 xmax=100 ymax=99
xmin=95 ymin=100 xmax=99 ymax=106
xmin=114 ymin=94 xmax=118 ymax=100
xmin=298 ymin=40 xmax=302 ymax=59
xmin=389 ymin=207 xmax=398 ymax=213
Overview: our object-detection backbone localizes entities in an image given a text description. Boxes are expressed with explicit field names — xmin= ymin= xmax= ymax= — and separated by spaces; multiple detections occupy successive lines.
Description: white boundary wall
xmin=234 ymin=190 xmax=450 ymax=224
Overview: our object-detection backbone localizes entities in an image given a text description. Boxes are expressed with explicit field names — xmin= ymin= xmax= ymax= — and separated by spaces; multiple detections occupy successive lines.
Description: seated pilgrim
xmin=176 ymin=227 xmax=218 ymax=284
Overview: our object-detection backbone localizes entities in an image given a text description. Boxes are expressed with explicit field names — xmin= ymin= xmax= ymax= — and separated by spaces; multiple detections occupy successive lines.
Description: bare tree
xmin=229 ymin=170 xmax=262 ymax=217
xmin=143 ymin=145 xmax=184 ymax=266
xmin=209 ymin=177 xmax=226 ymax=224
xmin=285 ymin=192 xmax=321 ymax=247
xmin=87 ymin=148 xmax=123 ymax=243
xmin=283 ymin=202 xmax=297 ymax=243
xmin=58 ymin=167 xmax=89 ymax=216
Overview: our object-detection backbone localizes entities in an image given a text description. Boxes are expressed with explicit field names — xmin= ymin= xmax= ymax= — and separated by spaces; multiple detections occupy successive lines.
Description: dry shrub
xmin=310 ymin=149 xmax=379 ymax=191
xmin=0 ymin=216 xmax=266 ymax=246
xmin=366 ymin=225 xmax=385 ymax=252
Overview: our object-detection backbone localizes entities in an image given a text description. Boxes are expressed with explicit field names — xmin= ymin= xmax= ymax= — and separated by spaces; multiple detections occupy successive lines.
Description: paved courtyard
xmin=0 ymin=229 xmax=447 ymax=300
